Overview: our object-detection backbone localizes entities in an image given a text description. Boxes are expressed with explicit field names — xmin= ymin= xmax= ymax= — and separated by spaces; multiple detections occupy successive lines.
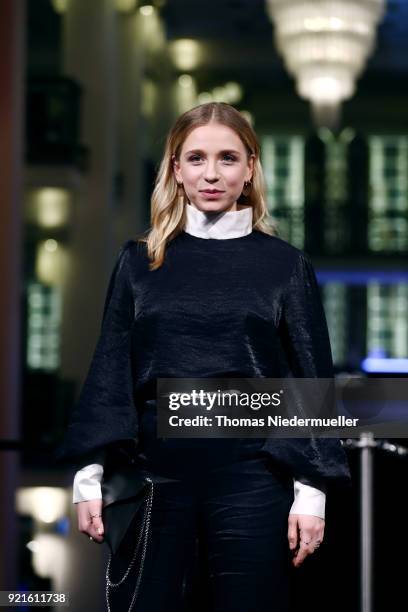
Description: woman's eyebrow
xmin=184 ymin=149 xmax=241 ymax=157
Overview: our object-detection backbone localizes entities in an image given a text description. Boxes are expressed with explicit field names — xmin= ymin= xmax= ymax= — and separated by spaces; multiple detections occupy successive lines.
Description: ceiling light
xmin=266 ymin=0 xmax=386 ymax=126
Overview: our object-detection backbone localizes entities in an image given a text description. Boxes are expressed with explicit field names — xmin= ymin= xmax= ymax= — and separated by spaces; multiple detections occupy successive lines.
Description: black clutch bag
xmin=100 ymin=441 xmax=178 ymax=555
xmin=101 ymin=461 xmax=152 ymax=556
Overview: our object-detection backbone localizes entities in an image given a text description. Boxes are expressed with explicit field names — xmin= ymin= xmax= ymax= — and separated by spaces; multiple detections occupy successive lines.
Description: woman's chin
xmin=190 ymin=198 xmax=235 ymax=214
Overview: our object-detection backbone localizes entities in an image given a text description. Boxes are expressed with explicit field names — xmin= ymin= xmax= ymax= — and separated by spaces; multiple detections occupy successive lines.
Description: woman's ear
xmin=247 ymin=154 xmax=255 ymax=182
xmin=172 ymin=154 xmax=182 ymax=183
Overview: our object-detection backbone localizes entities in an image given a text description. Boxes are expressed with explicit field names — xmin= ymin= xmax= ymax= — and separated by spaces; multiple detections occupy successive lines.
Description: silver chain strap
xmin=105 ymin=477 xmax=154 ymax=612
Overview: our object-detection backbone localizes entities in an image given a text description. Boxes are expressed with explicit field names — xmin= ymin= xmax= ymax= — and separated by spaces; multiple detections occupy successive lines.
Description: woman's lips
xmin=200 ymin=190 xmax=225 ymax=198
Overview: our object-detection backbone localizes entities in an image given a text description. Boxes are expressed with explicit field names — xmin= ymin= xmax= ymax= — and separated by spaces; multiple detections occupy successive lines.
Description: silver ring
xmin=89 ymin=536 xmax=93 ymax=541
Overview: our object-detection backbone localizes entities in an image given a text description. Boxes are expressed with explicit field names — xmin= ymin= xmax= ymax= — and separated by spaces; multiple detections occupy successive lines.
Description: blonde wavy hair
xmin=138 ymin=102 xmax=278 ymax=270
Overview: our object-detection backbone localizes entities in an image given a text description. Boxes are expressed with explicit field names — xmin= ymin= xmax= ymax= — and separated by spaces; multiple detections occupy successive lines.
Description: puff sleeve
xmin=279 ymin=252 xmax=334 ymax=379
xmin=262 ymin=252 xmax=351 ymax=488
xmin=55 ymin=240 xmax=138 ymax=466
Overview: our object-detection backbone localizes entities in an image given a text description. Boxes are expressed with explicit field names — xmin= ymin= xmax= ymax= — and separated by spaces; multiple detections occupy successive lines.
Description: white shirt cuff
xmin=72 ymin=463 xmax=104 ymax=504
xmin=289 ymin=479 xmax=326 ymax=519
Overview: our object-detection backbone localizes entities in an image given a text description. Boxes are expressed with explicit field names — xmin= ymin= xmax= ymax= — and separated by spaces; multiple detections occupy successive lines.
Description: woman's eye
xmin=223 ymin=154 xmax=236 ymax=162
xmin=187 ymin=154 xmax=236 ymax=163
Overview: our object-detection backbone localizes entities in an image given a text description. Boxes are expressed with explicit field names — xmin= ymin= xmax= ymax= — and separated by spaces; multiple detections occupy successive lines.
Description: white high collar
xmin=184 ymin=202 xmax=253 ymax=239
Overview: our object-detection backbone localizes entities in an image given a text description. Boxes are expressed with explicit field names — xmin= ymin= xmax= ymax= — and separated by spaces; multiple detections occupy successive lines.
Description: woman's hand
xmin=287 ymin=514 xmax=324 ymax=568
xmin=76 ymin=499 xmax=105 ymax=544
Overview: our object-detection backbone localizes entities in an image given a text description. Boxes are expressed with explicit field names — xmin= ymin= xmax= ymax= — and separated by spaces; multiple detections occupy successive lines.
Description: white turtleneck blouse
xmin=72 ymin=202 xmax=326 ymax=519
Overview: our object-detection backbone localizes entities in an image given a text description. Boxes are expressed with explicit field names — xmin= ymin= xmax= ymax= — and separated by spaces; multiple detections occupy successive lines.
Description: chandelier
xmin=265 ymin=0 xmax=386 ymax=126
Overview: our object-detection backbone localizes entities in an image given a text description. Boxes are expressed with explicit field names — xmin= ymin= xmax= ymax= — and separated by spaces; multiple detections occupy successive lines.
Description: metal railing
xmin=343 ymin=433 xmax=408 ymax=612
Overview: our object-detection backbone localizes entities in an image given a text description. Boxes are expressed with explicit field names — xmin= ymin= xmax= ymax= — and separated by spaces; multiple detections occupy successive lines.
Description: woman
xmin=56 ymin=102 xmax=350 ymax=611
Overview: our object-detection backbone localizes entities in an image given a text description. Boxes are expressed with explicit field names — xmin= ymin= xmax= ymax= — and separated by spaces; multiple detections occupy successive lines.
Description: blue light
xmin=55 ymin=516 xmax=70 ymax=535
xmin=316 ymin=270 xmax=408 ymax=285
xmin=361 ymin=357 xmax=408 ymax=373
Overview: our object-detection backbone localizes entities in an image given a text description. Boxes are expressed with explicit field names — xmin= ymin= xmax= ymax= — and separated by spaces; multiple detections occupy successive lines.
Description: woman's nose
xmin=203 ymin=163 xmax=219 ymax=181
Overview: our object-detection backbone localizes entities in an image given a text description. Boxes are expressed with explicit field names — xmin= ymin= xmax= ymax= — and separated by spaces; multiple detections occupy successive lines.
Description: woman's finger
xmin=76 ymin=500 xmax=104 ymax=542
xmin=292 ymin=514 xmax=325 ymax=567
xmin=90 ymin=515 xmax=105 ymax=542
xmin=292 ymin=539 xmax=315 ymax=567
xmin=287 ymin=515 xmax=298 ymax=550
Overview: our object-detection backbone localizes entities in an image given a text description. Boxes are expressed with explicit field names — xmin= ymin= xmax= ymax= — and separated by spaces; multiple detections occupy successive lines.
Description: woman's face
xmin=173 ymin=123 xmax=254 ymax=213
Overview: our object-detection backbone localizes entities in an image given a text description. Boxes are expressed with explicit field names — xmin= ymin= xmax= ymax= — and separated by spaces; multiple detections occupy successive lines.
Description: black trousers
xmin=107 ymin=435 xmax=295 ymax=612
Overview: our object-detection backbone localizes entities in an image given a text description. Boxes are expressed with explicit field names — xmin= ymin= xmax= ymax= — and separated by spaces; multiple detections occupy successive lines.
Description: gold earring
xmin=242 ymin=180 xmax=252 ymax=197
xmin=176 ymin=182 xmax=185 ymax=200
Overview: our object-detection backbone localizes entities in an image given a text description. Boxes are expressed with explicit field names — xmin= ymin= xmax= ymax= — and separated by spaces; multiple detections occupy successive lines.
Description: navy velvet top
xmin=55 ymin=230 xmax=351 ymax=488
